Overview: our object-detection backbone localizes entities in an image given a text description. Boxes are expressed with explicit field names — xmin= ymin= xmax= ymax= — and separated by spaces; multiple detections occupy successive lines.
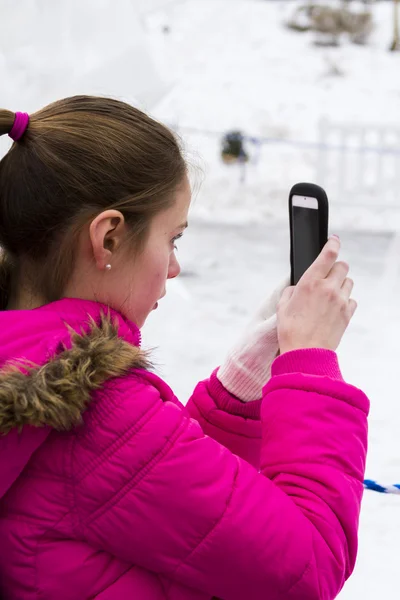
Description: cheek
xmin=150 ymin=267 xmax=167 ymax=292
xmin=142 ymin=250 xmax=170 ymax=292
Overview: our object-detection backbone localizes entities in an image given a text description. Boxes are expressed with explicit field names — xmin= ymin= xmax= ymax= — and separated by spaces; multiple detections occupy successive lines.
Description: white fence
xmin=317 ymin=119 xmax=400 ymax=210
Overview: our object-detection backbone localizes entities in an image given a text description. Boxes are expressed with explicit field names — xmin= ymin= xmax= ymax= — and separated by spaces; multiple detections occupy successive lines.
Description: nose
xmin=168 ymin=251 xmax=181 ymax=279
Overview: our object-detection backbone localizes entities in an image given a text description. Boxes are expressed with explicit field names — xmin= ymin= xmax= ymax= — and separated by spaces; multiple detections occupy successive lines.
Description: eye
xmin=171 ymin=232 xmax=183 ymax=250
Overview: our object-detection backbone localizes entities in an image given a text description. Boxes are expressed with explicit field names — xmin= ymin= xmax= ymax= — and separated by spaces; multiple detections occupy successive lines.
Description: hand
xmin=217 ymin=279 xmax=289 ymax=402
xmin=278 ymin=236 xmax=356 ymax=354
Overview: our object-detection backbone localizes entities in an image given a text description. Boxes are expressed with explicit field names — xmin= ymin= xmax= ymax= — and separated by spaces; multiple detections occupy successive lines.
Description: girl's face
xmin=92 ymin=176 xmax=191 ymax=328
xmin=116 ymin=178 xmax=191 ymax=327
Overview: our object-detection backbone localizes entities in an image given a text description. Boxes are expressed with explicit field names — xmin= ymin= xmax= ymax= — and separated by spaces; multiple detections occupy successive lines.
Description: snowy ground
xmin=1 ymin=0 xmax=400 ymax=596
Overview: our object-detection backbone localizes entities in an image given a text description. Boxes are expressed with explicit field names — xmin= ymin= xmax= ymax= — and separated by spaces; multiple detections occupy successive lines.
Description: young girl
xmin=0 ymin=97 xmax=368 ymax=600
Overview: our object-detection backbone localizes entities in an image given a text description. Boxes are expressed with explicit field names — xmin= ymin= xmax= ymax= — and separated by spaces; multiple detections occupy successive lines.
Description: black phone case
xmin=289 ymin=182 xmax=329 ymax=286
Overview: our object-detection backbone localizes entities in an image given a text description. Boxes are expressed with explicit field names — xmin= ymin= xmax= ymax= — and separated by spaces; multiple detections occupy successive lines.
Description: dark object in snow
xmin=221 ymin=131 xmax=249 ymax=164
xmin=287 ymin=3 xmax=373 ymax=46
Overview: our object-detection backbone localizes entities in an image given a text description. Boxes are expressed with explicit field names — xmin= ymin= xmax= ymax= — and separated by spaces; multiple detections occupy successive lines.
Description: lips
xmin=153 ymin=291 xmax=166 ymax=310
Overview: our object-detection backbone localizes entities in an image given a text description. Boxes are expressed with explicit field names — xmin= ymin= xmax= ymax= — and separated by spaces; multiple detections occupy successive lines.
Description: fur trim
xmin=0 ymin=316 xmax=150 ymax=434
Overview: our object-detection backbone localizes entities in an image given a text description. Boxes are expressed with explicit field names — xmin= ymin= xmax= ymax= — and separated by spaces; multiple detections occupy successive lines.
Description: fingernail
xmin=330 ymin=234 xmax=340 ymax=240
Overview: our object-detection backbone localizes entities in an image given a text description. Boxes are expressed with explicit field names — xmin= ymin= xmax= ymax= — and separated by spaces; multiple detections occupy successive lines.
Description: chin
xmin=120 ymin=301 xmax=159 ymax=329
xmin=135 ymin=310 xmax=153 ymax=329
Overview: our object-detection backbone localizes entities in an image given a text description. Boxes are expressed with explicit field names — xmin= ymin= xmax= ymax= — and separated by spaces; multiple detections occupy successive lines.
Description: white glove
xmin=217 ymin=279 xmax=289 ymax=402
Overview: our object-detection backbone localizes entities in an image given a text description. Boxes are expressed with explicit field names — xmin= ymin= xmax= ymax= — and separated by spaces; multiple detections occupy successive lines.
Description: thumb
xmin=278 ymin=285 xmax=295 ymax=309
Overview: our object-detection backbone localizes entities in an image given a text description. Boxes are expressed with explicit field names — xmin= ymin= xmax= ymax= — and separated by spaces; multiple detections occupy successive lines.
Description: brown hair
xmin=0 ymin=96 xmax=187 ymax=309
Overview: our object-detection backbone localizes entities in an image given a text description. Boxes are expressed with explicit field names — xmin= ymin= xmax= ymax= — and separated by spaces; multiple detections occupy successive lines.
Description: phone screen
xmin=291 ymin=195 xmax=320 ymax=284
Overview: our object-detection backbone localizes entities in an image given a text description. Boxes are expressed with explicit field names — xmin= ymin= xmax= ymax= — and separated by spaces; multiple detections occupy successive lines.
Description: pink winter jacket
xmin=0 ymin=298 xmax=368 ymax=600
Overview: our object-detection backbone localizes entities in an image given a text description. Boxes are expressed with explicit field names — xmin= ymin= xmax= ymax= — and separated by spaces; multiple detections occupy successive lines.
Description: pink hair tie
xmin=8 ymin=112 xmax=30 ymax=142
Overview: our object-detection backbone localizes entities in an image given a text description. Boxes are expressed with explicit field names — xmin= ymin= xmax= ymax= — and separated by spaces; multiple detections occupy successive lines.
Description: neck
xmin=7 ymin=266 xmax=46 ymax=310
xmin=7 ymin=287 xmax=45 ymax=310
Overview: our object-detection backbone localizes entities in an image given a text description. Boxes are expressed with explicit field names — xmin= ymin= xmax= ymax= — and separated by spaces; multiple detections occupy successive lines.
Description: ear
xmin=89 ymin=210 xmax=126 ymax=270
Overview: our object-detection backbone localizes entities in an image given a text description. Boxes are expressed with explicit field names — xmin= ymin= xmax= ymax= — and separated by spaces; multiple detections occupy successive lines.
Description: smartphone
xmin=289 ymin=182 xmax=329 ymax=285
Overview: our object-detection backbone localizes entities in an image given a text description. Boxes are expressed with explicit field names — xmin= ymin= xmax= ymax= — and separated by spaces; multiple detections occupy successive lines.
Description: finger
xmin=341 ymin=277 xmax=354 ymax=299
xmin=301 ymin=236 xmax=340 ymax=282
xmin=327 ymin=261 xmax=349 ymax=287
xmin=278 ymin=285 xmax=295 ymax=307
xmin=347 ymin=298 xmax=358 ymax=319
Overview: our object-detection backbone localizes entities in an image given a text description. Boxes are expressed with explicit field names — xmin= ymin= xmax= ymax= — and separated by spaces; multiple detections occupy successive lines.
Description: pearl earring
xmin=105 ymin=264 xmax=112 ymax=271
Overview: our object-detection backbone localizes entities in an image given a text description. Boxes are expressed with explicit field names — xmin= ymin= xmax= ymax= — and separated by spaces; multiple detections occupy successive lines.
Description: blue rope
xmin=364 ymin=479 xmax=400 ymax=495
xmin=171 ymin=124 xmax=400 ymax=156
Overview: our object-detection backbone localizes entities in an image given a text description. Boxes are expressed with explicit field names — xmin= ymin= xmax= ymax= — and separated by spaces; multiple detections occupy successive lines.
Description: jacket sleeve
xmin=186 ymin=369 xmax=262 ymax=468
xmin=76 ymin=349 xmax=369 ymax=600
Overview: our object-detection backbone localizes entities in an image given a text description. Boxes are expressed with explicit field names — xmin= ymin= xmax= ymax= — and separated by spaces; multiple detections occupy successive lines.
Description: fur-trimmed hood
xmin=0 ymin=316 xmax=149 ymax=435
xmin=0 ymin=297 xmax=148 ymax=499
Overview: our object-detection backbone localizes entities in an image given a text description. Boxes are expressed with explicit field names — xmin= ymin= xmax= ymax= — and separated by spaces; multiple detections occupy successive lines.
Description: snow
xmin=1 ymin=0 xmax=400 ymax=595
xmin=147 ymin=0 xmax=400 ymax=229
xmin=0 ymin=0 xmax=168 ymax=154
